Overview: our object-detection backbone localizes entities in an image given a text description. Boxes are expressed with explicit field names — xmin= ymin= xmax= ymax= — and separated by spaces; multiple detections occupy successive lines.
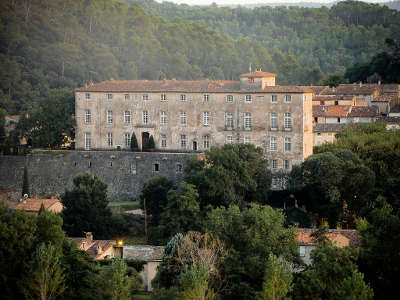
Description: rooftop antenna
xmin=249 ymin=63 xmax=252 ymax=73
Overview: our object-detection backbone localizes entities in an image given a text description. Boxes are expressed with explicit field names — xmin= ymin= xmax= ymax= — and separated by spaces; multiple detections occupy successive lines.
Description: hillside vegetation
xmin=1 ymin=0 xmax=400 ymax=115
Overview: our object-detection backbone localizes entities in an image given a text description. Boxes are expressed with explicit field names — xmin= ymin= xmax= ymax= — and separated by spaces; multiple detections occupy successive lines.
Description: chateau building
xmin=75 ymin=70 xmax=313 ymax=183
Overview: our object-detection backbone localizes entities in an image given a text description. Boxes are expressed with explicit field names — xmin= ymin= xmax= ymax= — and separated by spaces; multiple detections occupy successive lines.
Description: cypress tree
xmin=148 ymin=135 xmax=155 ymax=150
xmin=22 ymin=165 xmax=29 ymax=197
xmin=130 ymin=132 xmax=138 ymax=151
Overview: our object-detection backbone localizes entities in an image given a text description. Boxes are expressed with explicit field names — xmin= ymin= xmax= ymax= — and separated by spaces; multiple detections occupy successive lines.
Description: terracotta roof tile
xmin=300 ymin=85 xmax=329 ymax=95
xmin=347 ymin=106 xmax=378 ymax=117
xmin=76 ymin=79 xmax=311 ymax=93
xmin=123 ymin=245 xmax=165 ymax=261
xmin=240 ymin=70 xmax=276 ymax=78
xmin=321 ymin=84 xmax=379 ymax=96
xmin=15 ymin=198 xmax=61 ymax=212
xmin=312 ymin=95 xmax=354 ymax=101
xmin=297 ymin=228 xmax=360 ymax=247
xmin=377 ymin=116 xmax=400 ymax=124
xmin=313 ymin=105 xmax=351 ymax=117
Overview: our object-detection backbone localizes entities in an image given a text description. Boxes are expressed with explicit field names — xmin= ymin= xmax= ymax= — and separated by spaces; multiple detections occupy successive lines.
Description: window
xmin=203 ymin=135 xmax=210 ymax=149
xmin=124 ymin=93 xmax=130 ymax=100
xmin=161 ymin=134 xmax=167 ymax=148
xmin=244 ymin=136 xmax=251 ymax=144
xmin=180 ymin=94 xmax=187 ymax=101
xmin=284 ymin=95 xmax=291 ymax=103
xmin=299 ymin=246 xmax=306 ymax=257
xmin=85 ymin=133 xmax=91 ymax=150
xmin=270 ymin=112 xmax=277 ymax=129
xmin=176 ymin=164 xmax=183 ymax=173
xmin=85 ymin=93 xmax=91 ymax=100
xmin=107 ymin=132 xmax=113 ymax=147
xmin=271 ymin=177 xmax=278 ymax=187
xmin=317 ymin=132 xmax=322 ymax=136
xmin=154 ymin=163 xmax=160 ymax=172
xmin=160 ymin=111 xmax=167 ymax=125
xmin=284 ymin=113 xmax=292 ymax=129
xmin=142 ymin=94 xmax=148 ymax=101
xmin=85 ymin=109 xmax=91 ymax=124
xmin=226 ymin=112 xmax=233 ymax=129
xmin=248 ymin=77 xmax=254 ymax=83
xmin=161 ymin=94 xmax=167 ymax=101
xmin=304 ymin=94 xmax=308 ymax=103
xmin=226 ymin=95 xmax=233 ymax=102
xmin=124 ymin=111 xmax=131 ymax=124
xmin=143 ymin=111 xmax=148 ymax=124
xmin=107 ymin=93 xmax=113 ymax=100
xmin=107 ymin=110 xmax=113 ymax=124
xmin=203 ymin=94 xmax=209 ymax=102
xmin=180 ymin=135 xmax=187 ymax=149
xmin=245 ymin=95 xmax=252 ymax=103
xmin=272 ymin=159 xmax=278 ymax=170
xmin=314 ymin=117 xmax=318 ymax=123
xmin=227 ymin=135 xmax=233 ymax=144
xmin=203 ymin=112 xmax=210 ymax=126
xmin=335 ymin=100 xmax=339 ymax=106
xmin=180 ymin=111 xmax=187 ymax=125
xmin=271 ymin=95 xmax=278 ymax=103
xmin=337 ymin=117 xmax=341 ymax=123
xmin=124 ymin=133 xmax=130 ymax=147
xmin=135 ymin=94 xmax=139 ymax=100
xmin=284 ymin=159 xmax=290 ymax=170
xmin=244 ymin=112 xmax=252 ymax=130
xmin=270 ymin=136 xmax=277 ymax=151
xmin=284 ymin=137 xmax=291 ymax=152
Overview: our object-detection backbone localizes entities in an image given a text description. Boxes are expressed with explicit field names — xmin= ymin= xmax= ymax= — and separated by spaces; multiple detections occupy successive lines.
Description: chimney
xmin=86 ymin=232 xmax=93 ymax=243
xmin=96 ymin=244 xmax=102 ymax=255
xmin=378 ymin=80 xmax=381 ymax=85
xmin=359 ymin=82 xmax=362 ymax=88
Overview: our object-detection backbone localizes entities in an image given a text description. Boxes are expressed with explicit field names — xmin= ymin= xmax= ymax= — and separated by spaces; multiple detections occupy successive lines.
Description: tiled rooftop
xmin=297 ymin=228 xmax=360 ymax=247
xmin=123 ymin=245 xmax=165 ymax=261
xmin=15 ymin=198 xmax=61 ymax=212
xmin=313 ymin=123 xmax=347 ymax=133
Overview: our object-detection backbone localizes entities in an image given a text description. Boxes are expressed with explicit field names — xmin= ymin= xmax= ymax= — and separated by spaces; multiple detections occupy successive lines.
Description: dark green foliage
xmin=130 ymin=132 xmax=138 ymax=151
xmin=139 ymin=175 xmax=174 ymax=225
xmin=294 ymin=242 xmax=373 ymax=300
xmin=61 ymin=173 xmax=113 ymax=239
xmin=322 ymin=73 xmax=348 ymax=87
xmin=148 ymin=135 xmax=155 ymax=150
xmin=205 ymin=204 xmax=300 ymax=299
xmin=149 ymin=182 xmax=201 ymax=244
xmin=345 ymin=38 xmax=400 ymax=83
xmin=357 ymin=197 xmax=400 ymax=299
xmin=185 ymin=143 xmax=271 ymax=208
xmin=22 ymin=165 xmax=29 ymax=196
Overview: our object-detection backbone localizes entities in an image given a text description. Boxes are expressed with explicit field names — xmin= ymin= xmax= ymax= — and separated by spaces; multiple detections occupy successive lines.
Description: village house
xmin=123 ymin=245 xmax=165 ymax=291
xmin=14 ymin=197 xmax=63 ymax=214
xmin=68 ymin=232 xmax=122 ymax=260
xmin=297 ymin=228 xmax=360 ymax=265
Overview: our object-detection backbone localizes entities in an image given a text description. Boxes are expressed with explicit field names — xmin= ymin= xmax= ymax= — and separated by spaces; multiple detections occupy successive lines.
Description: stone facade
xmin=75 ymin=70 xmax=314 ymax=188
xmin=0 ymin=151 xmax=196 ymax=201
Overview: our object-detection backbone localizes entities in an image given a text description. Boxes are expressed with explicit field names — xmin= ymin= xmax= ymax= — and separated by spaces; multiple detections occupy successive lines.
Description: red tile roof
xmin=321 ymin=84 xmax=379 ymax=96
xmin=68 ymin=234 xmax=117 ymax=259
xmin=240 ymin=70 xmax=276 ymax=78
xmin=313 ymin=123 xmax=347 ymax=133
xmin=312 ymin=95 xmax=354 ymax=101
xmin=377 ymin=116 xmax=400 ymax=124
xmin=347 ymin=106 xmax=378 ymax=117
xmin=15 ymin=198 xmax=61 ymax=212
xmin=76 ymin=79 xmax=311 ymax=93
xmin=297 ymin=228 xmax=360 ymax=247
xmin=313 ymin=105 xmax=351 ymax=117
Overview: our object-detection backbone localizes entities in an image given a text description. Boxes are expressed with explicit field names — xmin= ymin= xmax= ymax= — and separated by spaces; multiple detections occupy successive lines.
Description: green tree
xmin=26 ymin=243 xmax=66 ymax=300
xmin=185 ymin=143 xmax=271 ymax=208
xmin=61 ymin=173 xmax=113 ymax=239
xmin=150 ymin=182 xmax=201 ymax=244
xmin=100 ymin=258 xmax=132 ymax=300
xmin=22 ymin=165 xmax=29 ymax=196
xmin=357 ymin=197 xmax=400 ymax=299
xmin=36 ymin=210 xmax=65 ymax=249
xmin=257 ymin=253 xmax=293 ymax=300
xmin=148 ymin=135 xmax=155 ymax=150
xmin=130 ymin=132 xmax=138 ymax=151
xmin=139 ymin=175 xmax=174 ymax=226
xmin=322 ymin=73 xmax=347 ymax=87
xmin=205 ymin=204 xmax=299 ymax=299
xmin=294 ymin=242 xmax=373 ymax=300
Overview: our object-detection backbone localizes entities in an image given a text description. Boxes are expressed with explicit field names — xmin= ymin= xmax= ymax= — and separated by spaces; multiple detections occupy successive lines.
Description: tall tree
xmin=61 ymin=173 xmax=113 ymax=239
xmin=26 ymin=243 xmax=66 ymax=300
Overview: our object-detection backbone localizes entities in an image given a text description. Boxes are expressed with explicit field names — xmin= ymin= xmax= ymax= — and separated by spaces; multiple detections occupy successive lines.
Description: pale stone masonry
xmin=75 ymin=70 xmax=313 ymax=185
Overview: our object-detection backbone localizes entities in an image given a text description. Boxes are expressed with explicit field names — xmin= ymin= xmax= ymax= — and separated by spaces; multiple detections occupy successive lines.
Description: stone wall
xmin=0 ymin=151 xmax=197 ymax=201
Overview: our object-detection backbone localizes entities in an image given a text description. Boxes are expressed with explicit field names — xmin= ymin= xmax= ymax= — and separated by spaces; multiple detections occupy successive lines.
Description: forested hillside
xmin=1 ymin=0 xmax=400 ymax=116
xmin=131 ymin=0 xmax=400 ymax=75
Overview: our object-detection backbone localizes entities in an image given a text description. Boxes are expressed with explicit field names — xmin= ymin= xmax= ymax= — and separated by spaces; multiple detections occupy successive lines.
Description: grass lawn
xmin=108 ymin=201 xmax=140 ymax=211
xmin=133 ymin=292 xmax=151 ymax=300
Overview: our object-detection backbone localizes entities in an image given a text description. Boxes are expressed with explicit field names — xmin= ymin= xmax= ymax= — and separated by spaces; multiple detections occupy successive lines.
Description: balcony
xmin=135 ymin=123 xmax=156 ymax=128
